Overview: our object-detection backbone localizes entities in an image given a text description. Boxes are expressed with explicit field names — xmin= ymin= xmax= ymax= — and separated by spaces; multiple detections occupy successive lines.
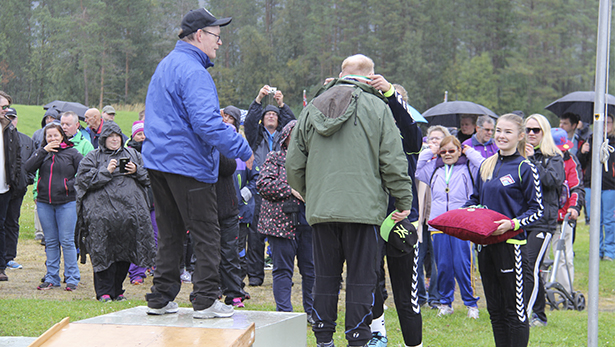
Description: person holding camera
xmin=256 ymin=120 xmax=314 ymax=319
xmin=75 ymin=121 xmax=156 ymax=302
xmin=244 ymin=85 xmax=295 ymax=287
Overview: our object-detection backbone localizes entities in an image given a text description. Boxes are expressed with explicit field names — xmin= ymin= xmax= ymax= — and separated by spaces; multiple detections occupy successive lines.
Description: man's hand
xmin=391 ymin=210 xmax=410 ymax=223
xmin=368 ymin=74 xmax=392 ymax=94
xmin=567 ymin=208 xmax=579 ymax=220
xmin=274 ymin=90 xmax=284 ymax=108
xmin=245 ymin=154 xmax=255 ymax=170
xmin=255 ymin=85 xmax=270 ymax=104
xmin=493 ymin=219 xmax=513 ymax=235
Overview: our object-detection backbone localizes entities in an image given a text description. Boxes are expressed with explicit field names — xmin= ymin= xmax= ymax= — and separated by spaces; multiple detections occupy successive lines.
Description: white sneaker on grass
xmin=467 ymin=306 xmax=479 ymax=319
xmin=147 ymin=301 xmax=179 ymax=315
xmin=437 ymin=305 xmax=454 ymax=317
xmin=193 ymin=300 xmax=235 ymax=319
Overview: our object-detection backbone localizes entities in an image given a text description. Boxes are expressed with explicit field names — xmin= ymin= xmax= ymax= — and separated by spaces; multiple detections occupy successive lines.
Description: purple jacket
xmin=415 ymin=148 xmax=485 ymax=231
xmin=462 ymin=134 xmax=498 ymax=159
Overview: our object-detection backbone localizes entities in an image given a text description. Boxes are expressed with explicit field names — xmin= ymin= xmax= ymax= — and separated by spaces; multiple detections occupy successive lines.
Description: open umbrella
xmin=422 ymin=100 xmax=498 ymax=127
xmin=43 ymin=100 xmax=89 ymax=121
xmin=545 ymin=91 xmax=615 ymax=124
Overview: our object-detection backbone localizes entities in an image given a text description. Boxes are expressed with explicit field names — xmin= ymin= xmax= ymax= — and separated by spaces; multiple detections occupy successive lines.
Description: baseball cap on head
xmin=178 ymin=8 xmax=232 ymax=39
xmin=102 ymin=105 xmax=116 ymax=115
xmin=551 ymin=127 xmax=574 ymax=152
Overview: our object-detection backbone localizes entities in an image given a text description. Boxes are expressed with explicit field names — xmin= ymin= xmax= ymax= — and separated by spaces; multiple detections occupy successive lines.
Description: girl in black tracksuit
xmin=523 ymin=114 xmax=565 ymax=327
xmin=463 ymin=113 xmax=543 ymax=347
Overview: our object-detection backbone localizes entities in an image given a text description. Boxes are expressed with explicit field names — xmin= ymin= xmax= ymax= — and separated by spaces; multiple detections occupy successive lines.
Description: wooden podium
xmin=29 ymin=317 xmax=255 ymax=347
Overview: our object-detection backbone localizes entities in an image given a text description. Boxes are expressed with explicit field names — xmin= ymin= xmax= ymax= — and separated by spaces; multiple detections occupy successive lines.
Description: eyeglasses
xmin=429 ymin=136 xmax=443 ymax=142
xmin=481 ymin=127 xmax=494 ymax=133
xmin=439 ymin=149 xmax=458 ymax=155
xmin=1 ymin=105 xmax=10 ymax=111
xmin=202 ymin=30 xmax=221 ymax=43
xmin=526 ymin=127 xmax=542 ymax=134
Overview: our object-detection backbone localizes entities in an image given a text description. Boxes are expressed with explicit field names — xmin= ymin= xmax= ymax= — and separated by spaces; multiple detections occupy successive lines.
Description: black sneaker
xmin=65 ymin=283 xmax=77 ymax=291
xmin=0 ymin=270 xmax=7 ymax=281
xmin=38 ymin=282 xmax=55 ymax=290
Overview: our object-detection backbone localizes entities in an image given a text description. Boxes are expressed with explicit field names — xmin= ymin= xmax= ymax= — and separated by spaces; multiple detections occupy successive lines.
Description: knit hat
xmin=223 ymin=105 xmax=241 ymax=128
xmin=132 ymin=120 xmax=144 ymax=138
xmin=551 ymin=127 xmax=573 ymax=152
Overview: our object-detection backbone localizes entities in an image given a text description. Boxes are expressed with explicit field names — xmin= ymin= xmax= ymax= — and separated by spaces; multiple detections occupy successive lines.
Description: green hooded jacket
xmin=285 ymin=78 xmax=413 ymax=226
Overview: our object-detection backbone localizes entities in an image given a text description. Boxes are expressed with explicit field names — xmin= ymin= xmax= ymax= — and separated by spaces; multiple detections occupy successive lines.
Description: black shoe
xmin=0 ymin=270 xmax=7 ymax=281
xmin=248 ymin=280 xmax=263 ymax=287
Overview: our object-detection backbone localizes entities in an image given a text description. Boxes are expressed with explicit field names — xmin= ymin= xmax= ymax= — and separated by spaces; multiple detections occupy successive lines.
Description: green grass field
xmin=1 ymin=106 xmax=615 ymax=345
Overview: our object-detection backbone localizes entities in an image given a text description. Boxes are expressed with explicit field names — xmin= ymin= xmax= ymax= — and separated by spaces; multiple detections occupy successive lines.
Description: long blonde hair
xmin=525 ymin=114 xmax=562 ymax=158
xmin=480 ymin=113 xmax=526 ymax=181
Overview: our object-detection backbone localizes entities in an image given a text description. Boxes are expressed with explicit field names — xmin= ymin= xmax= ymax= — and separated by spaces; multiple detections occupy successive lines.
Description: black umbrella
xmin=545 ymin=91 xmax=615 ymax=124
xmin=43 ymin=100 xmax=89 ymax=121
xmin=422 ymin=100 xmax=498 ymax=127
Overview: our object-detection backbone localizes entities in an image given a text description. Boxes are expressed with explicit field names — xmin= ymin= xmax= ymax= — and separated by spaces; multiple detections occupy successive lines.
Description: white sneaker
xmin=180 ymin=269 xmax=192 ymax=283
xmin=147 ymin=301 xmax=179 ymax=315
xmin=193 ymin=300 xmax=235 ymax=319
xmin=467 ymin=306 xmax=479 ymax=319
xmin=437 ymin=305 xmax=454 ymax=317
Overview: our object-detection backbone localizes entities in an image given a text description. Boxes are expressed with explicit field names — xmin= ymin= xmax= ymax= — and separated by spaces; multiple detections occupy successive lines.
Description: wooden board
xmin=29 ymin=319 xmax=255 ymax=347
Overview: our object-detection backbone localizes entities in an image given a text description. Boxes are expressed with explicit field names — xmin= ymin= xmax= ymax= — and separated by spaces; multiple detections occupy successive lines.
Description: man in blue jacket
xmin=142 ymin=8 xmax=254 ymax=319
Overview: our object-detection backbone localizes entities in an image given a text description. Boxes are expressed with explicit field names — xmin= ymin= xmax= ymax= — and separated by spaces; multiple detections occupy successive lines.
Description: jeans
xmin=37 ymin=201 xmax=80 ymax=286
xmin=600 ymin=190 xmax=615 ymax=259
xmin=268 ymin=225 xmax=314 ymax=315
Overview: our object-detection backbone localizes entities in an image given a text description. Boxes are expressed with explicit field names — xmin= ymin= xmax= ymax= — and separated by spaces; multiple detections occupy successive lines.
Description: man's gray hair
xmin=61 ymin=111 xmax=80 ymax=124
xmin=476 ymin=115 xmax=494 ymax=128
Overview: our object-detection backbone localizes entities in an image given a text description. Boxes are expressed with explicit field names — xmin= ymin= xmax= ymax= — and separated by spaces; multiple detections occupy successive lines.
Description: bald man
xmin=84 ymin=108 xmax=104 ymax=149
xmin=286 ymin=54 xmax=414 ymax=347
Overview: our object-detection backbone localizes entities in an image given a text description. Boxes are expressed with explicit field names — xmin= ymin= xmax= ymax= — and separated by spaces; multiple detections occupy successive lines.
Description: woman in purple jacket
xmin=415 ymin=135 xmax=484 ymax=319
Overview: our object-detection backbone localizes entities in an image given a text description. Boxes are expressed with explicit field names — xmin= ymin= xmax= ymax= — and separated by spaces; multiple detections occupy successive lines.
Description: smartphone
xmin=119 ymin=158 xmax=129 ymax=173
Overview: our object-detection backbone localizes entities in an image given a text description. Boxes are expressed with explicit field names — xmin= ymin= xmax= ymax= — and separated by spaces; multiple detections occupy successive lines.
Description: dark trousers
xmin=4 ymin=188 xmax=25 ymax=262
xmin=311 ymin=223 xmax=379 ymax=346
xmin=0 ymin=191 xmax=12 ymax=270
xmin=246 ymin=195 xmax=266 ymax=285
xmin=268 ymin=225 xmax=315 ymax=315
xmin=478 ymin=242 xmax=529 ymax=347
xmin=93 ymin=261 xmax=130 ymax=299
xmin=388 ymin=247 xmax=423 ymax=347
xmin=146 ymin=169 xmax=221 ymax=311
xmin=525 ymin=230 xmax=552 ymax=322
xmin=219 ymin=214 xmax=247 ymax=303
xmin=238 ymin=223 xmax=249 ymax=283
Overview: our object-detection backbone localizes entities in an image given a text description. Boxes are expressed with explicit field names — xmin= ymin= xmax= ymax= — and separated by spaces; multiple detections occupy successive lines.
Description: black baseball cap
xmin=178 ymin=8 xmax=232 ymax=39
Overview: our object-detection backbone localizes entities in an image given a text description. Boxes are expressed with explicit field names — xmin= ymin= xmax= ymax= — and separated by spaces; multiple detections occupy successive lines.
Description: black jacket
xmin=526 ymin=148 xmax=565 ymax=233
xmin=1 ymin=117 xmax=21 ymax=191
xmin=217 ymin=153 xmax=238 ymax=220
xmin=577 ymin=134 xmax=615 ymax=190
xmin=25 ymin=144 xmax=82 ymax=205
xmin=244 ymin=101 xmax=295 ymax=166
xmin=14 ymin=131 xmax=35 ymax=193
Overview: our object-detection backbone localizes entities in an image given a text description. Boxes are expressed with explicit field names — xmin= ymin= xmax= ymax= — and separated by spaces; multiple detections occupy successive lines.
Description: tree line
xmin=0 ymin=0 xmax=610 ymax=117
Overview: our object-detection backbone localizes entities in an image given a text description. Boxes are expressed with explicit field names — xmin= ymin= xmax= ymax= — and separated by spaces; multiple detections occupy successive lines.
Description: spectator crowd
xmin=1 ymin=6 xmax=610 ymax=347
